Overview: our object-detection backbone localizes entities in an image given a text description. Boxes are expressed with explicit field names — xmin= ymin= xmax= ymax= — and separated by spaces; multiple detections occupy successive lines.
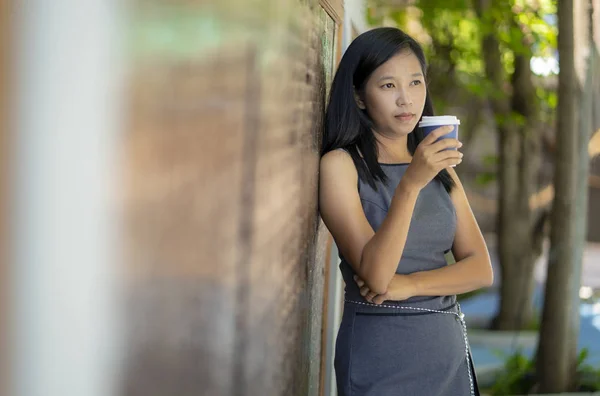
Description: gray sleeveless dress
xmin=333 ymin=162 xmax=479 ymax=396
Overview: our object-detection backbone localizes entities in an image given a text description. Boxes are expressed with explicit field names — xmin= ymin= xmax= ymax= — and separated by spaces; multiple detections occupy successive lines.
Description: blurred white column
xmin=323 ymin=242 xmax=342 ymax=396
xmin=11 ymin=1 xmax=123 ymax=396
xmin=342 ymin=0 xmax=368 ymax=49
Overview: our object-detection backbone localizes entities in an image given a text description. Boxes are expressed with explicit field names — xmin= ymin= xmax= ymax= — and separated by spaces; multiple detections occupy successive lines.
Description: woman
xmin=319 ymin=27 xmax=493 ymax=396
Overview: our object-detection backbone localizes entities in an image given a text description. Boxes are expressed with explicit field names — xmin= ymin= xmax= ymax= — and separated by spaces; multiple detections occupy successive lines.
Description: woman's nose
xmin=396 ymin=88 xmax=412 ymax=106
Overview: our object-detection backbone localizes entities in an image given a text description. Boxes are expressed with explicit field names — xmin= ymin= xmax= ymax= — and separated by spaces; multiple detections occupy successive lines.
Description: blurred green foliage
xmin=367 ymin=0 xmax=558 ymax=134
xmin=488 ymin=348 xmax=600 ymax=394
xmin=490 ymin=349 xmax=537 ymax=395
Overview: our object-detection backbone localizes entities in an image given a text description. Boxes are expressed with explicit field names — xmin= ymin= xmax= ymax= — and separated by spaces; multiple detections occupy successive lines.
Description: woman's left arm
xmin=405 ymin=167 xmax=494 ymax=296
xmin=356 ymin=168 xmax=494 ymax=304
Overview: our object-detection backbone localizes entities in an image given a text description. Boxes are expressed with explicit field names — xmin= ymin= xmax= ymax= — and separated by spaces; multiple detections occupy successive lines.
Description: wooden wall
xmin=120 ymin=1 xmax=340 ymax=395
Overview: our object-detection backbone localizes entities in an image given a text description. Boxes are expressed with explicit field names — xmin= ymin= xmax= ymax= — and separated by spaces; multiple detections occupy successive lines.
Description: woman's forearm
xmin=405 ymin=255 xmax=493 ymax=297
xmin=358 ymin=179 xmax=420 ymax=294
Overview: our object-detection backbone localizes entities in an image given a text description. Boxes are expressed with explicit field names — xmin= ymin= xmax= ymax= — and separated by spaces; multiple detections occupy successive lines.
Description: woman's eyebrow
xmin=376 ymin=72 xmax=423 ymax=82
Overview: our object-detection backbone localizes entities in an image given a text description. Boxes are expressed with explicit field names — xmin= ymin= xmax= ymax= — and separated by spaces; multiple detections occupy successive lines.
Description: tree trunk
xmin=495 ymin=120 xmax=536 ymax=330
xmin=476 ymin=1 xmax=541 ymax=330
xmin=536 ymin=0 xmax=590 ymax=391
xmin=495 ymin=51 xmax=541 ymax=330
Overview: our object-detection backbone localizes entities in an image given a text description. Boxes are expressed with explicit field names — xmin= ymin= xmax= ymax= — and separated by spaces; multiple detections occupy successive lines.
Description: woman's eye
xmin=382 ymin=83 xmax=395 ymax=89
xmin=411 ymin=80 xmax=422 ymax=86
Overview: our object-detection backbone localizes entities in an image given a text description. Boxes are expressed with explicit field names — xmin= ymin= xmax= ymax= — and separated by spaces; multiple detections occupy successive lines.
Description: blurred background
xmin=1 ymin=0 xmax=599 ymax=395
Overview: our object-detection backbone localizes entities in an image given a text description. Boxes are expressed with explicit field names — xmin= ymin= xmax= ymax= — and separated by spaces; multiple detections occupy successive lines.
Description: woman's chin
xmin=394 ymin=127 xmax=416 ymax=137
xmin=373 ymin=125 xmax=415 ymax=138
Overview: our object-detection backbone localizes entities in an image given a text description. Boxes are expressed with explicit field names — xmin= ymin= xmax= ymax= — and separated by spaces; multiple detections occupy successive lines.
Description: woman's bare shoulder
xmin=320 ymin=149 xmax=357 ymax=175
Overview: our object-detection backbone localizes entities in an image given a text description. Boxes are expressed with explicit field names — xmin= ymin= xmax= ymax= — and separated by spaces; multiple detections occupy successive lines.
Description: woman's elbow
xmin=359 ymin=267 xmax=392 ymax=294
xmin=480 ymin=260 xmax=494 ymax=287
xmin=366 ymin=278 xmax=390 ymax=295
xmin=482 ymin=272 xmax=494 ymax=288
xmin=358 ymin=254 xmax=393 ymax=294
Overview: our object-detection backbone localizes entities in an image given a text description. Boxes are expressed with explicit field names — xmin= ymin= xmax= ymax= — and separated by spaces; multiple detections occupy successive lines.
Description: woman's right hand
xmin=401 ymin=126 xmax=463 ymax=191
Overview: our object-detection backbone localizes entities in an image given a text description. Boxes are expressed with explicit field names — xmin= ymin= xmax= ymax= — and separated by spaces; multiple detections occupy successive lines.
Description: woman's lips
xmin=395 ymin=114 xmax=415 ymax=122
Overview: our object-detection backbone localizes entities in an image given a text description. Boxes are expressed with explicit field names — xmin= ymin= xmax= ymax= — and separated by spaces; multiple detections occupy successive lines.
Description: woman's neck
xmin=375 ymin=133 xmax=412 ymax=163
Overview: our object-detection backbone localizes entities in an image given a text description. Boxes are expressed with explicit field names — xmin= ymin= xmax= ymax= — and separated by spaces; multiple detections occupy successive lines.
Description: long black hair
xmin=321 ymin=27 xmax=455 ymax=193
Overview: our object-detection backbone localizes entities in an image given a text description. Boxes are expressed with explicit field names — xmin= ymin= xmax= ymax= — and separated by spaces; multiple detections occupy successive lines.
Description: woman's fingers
xmin=432 ymin=148 xmax=463 ymax=163
xmin=373 ymin=294 xmax=387 ymax=305
xmin=439 ymin=158 xmax=463 ymax=168
xmin=434 ymin=149 xmax=463 ymax=167
xmin=353 ymin=275 xmax=365 ymax=287
xmin=421 ymin=125 xmax=454 ymax=146
xmin=428 ymin=138 xmax=462 ymax=153
xmin=355 ymin=275 xmax=383 ymax=303
xmin=365 ymin=291 xmax=377 ymax=303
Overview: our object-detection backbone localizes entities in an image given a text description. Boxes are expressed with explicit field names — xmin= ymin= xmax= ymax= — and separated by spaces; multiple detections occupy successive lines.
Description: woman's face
xmin=357 ymin=50 xmax=427 ymax=138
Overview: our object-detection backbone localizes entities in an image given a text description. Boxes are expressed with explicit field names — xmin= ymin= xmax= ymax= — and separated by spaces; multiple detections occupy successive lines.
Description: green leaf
xmin=547 ymin=92 xmax=557 ymax=109
xmin=578 ymin=348 xmax=590 ymax=366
